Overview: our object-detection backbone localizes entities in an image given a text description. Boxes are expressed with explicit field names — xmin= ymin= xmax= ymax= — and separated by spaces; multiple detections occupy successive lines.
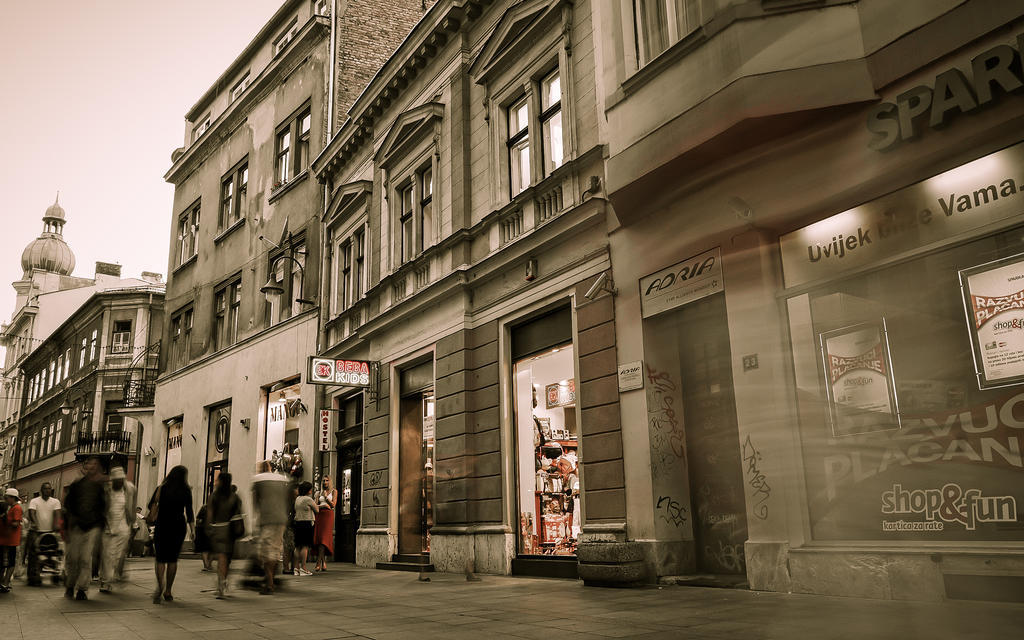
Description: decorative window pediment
xmin=324 ymin=179 xmax=373 ymax=225
xmin=375 ymin=102 xmax=445 ymax=168
xmin=469 ymin=0 xmax=568 ymax=85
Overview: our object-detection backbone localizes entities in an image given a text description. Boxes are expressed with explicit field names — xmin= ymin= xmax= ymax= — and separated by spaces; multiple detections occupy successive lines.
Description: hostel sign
xmin=308 ymin=356 xmax=373 ymax=387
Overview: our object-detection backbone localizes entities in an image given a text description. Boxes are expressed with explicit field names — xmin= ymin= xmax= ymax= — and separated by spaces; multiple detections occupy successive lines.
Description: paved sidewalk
xmin=0 ymin=558 xmax=1019 ymax=639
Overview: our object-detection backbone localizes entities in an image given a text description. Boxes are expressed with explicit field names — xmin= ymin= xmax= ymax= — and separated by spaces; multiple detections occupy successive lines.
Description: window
xmin=313 ymin=0 xmax=329 ymax=15
xmin=290 ymin=243 xmax=305 ymax=317
xmin=80 ymin=337 xmax=87 ymax=368
xmin=273 ymin=18 xmax=299 ymax=55
xmin=230 ymin=72 xmax=250 ymax=102
xmin=333 ymin=228 xmax=365 ymax=314
xmin=112 ymin=320 xmax=131 ymax=354
xmin=192 ymin=114 xmax=211 ymax=143
xmin=170 ymin=306 xmax=193 ymax=370
xmin=540 ymin=70 xmax=563 ymax=175
xmin=508 ymin=95 xmax=530 ymax=197
xmin=178 ymin=201 xmax=200 ymax=266
xmin=274 ymin=106 xmax=311 ymax=190
xmin=418 ymin=166 xmax=433 ymax=253
xmin=339 ymin=240 xmax=352 ymax=310
xmin=105 ymin=413 xmax=124 ymax=435
xmin=354 ymin=228 xmax=365 ymax=301
xmin=214 ymin=280 xmax=240 ymax=351
xmin=89 ymin=329 xmax=98 ymax=362
xmin=275 ymin=129 xmax=291 ymax=188
xmin=63 ymin=348 xmax=70 ymax=379
xmin=399 ymin=183 xmax=414 ymax=263
xmin=219 ymin=161 xmax=247 ymax=231
xmin=48 ymin=360 xmax=55 ymax=390
xmin=634 ymin=0 xmax=700 ymax=65
xmin=267 ymin=240 xmax=307 ymax=325
xmin=54 ymin=417 xmax=63 ymax=451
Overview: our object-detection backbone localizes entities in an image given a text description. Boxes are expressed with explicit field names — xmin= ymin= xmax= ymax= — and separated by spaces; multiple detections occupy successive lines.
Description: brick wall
xmin=334 ymin=0 xmax=437 ymax=133
xmin=575 ymin=279 xmax=626 ymax=522
xmin=434 ymin=321 xmax=502 ymax=526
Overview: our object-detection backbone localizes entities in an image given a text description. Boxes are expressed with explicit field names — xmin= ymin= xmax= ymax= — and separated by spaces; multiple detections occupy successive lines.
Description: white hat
xmin=4 ymin=487 xmax=18 ymax=498
xmin=110 ymin=467 xmax=126 ymax=480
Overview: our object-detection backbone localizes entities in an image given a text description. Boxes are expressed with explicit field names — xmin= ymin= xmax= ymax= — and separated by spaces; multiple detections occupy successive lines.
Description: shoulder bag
xmin=146 ymin=486 xmax=161 ymax=525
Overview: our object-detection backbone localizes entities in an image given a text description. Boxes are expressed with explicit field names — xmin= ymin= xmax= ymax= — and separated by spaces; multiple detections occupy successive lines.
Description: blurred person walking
xmin=99 ymin=467 xmax=135 ymax=593
xmin=63 ymin=456 xmax=107 ymax=600
xmin=206 ymin=472 xmax=243 ymax=599
xmin=292 ymin=481 xmax=318 ymax=576
xmin=147 ymin=465 xmax=194 ymax=604
xmin=313 ymin=476 xmax=336 ymax=572
xmin=26 ymin=483 xmax=60 ymax=586
xmin=0 ymin=488 xmax=23 ymax=593
xmin=251 ymin=461 xmax=288 ymax=595
xmin=194 ymin=499 xmax=213 ymax=572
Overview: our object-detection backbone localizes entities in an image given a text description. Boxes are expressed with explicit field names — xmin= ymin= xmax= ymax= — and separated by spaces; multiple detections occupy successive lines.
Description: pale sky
xmin=0 ymin=0 xmax=286 ymax=325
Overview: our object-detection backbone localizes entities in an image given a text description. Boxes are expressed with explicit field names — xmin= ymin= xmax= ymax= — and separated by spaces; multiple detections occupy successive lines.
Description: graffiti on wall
xmin=742 ymin=434 xmax=772 ymax=520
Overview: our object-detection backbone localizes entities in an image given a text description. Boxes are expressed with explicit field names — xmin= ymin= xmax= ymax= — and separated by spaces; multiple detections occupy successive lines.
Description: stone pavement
xmin=0 ymin=558 xmax=1019 ymax=639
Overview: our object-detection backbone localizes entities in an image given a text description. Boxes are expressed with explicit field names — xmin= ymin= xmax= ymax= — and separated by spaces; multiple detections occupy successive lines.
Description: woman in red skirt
xmin=312 ymin=476 xmax=336 ymax=572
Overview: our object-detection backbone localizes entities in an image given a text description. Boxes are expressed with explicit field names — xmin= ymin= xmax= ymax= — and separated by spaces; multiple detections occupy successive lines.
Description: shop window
xmin=206 ymin=402 xmax=231 ymax=499
xmin=265 ymin=379 xmax=304 ymax=470
xmin=513 ymin=344 xmax=579 ymax=556
xmin=786 ymin=227 xmax=1024 ymax=543
xmin=165 ymin=418 xmax=183 ymax=473
xmin=634 ymin=0 xmax=700 ymax=66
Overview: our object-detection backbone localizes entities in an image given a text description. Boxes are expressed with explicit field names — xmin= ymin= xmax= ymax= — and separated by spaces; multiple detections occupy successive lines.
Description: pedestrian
xmin=99 ymin=467 xmax=135 ymax=593
xmin=292 ymin=481 xmax=318 ymax=576
xmin=26 ymin=482 xmax=61 ymax=586
xmin=0 ymin=488 xmax=23 ymax=593
xmin=194 ymin=499 xmax=213 ymax=572
xmin=63 ymin=456 xmax=107 ymax=600
xmin=206 ymin=472 xmax=243 ymax=599
xmin=147 ymin=465 xmax=195 ymax=604
xmin=251 ymin=460 xmax=289 ymax=595
xmin=313 ymin=476 xmax=336 ymax=572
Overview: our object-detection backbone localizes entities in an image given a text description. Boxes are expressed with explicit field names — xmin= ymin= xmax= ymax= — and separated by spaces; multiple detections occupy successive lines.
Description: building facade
xmin=12 ymin=270 xmax=163 ymax=498
xmin=311 ymin=0 xmax=632 ymax=580
xmin=596 ymin=0 xmax=1024 ymax=599
xmin=152 ymin=0 xmax=429 ymax=515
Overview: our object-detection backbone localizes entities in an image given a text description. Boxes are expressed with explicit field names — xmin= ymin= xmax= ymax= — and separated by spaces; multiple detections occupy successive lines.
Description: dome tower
xmin=21 ymin=194 xmax=76 ymax=276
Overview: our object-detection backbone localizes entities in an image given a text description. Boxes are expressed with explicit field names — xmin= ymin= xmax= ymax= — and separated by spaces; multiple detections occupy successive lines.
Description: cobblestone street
xmin=0 ymin=558 xmax=1019 ymax=639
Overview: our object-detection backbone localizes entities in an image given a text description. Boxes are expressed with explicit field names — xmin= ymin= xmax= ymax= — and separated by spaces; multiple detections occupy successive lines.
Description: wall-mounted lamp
xmin=260 ymin=231 xmax=315 ymax=306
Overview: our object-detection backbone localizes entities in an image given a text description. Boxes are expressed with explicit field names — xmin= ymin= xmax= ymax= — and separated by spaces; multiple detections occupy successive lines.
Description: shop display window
xmin=514 ymin=345 xmax=579 ymax=556
xmin=787 ymin=227 xmax=1024 ymax=542
xmin=265 ymin=380 xmax=303 ymax=474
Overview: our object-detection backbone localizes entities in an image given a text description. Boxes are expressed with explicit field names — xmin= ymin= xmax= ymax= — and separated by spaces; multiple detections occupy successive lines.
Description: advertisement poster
xmin=545 ymin=379 xmax=575 ymax=409
xmin=820 ymin=322 xmax=900 ymax=437
xmin=960 ymin=254 xmax=1024 ymax=389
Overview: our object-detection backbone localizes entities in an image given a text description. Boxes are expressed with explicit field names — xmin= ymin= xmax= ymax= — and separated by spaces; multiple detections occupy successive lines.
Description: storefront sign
xmin=639 ymin=247 xmax=722 ymax=318
xmin=821 ymin=322 xmax=900 ymax=437
xmin=545 ymin=379 xmax=575 ymax=409
xmin=867 ymin=34 xmax=1024 ymax=151
xmin=880 ymin=483 xmax=1018 ymax=532
xmin=960 ymin=253 xmax=1024 ymax=389
xmin=781 ymin=141 xmax=1024 ymax=288
xmin=318 ymin=409 xmax=331 ymax=452
xmin=308 ymin=356 xmax=373 ymax=387
xmin=617 ymin=360 xmax=644 ymax=392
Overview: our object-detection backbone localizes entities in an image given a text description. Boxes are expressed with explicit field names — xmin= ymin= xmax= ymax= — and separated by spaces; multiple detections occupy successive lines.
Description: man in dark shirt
xmin=63 ymin=456 xmax=106 ymax=600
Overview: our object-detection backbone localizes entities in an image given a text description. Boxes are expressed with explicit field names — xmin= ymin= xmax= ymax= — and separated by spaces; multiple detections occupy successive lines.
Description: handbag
xmin=146 ymin=486 xmax=161 ymax=525
xmin=229 ymin=496 xmax=245 ymax=538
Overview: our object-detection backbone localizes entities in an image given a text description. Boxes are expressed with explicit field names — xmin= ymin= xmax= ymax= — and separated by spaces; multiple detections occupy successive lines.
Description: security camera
xmin=585 ymin=272 xmax=616 ymax=300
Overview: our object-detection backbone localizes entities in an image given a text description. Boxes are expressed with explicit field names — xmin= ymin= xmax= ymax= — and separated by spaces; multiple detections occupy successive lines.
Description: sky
xmin=0 ymin=0 xmax=286 ymax=324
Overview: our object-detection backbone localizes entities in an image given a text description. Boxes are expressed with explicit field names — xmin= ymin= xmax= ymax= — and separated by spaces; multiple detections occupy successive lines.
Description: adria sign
xmin=308 ymin=356 xmax=373 ymax=387
xmin=867 ymin=33 xmax=1024 ymax=151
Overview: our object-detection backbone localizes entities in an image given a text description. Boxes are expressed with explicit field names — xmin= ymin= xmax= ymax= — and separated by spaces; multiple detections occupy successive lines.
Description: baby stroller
xmin=28 ymin=531 xmax=64 ymax=586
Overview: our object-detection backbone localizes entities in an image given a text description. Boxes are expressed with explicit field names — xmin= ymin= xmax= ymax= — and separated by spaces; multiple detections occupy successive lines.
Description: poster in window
xmin=545 ymin=379 xmax=575 ymax=409
xmin=960 ymin=253 xmax=1024 ymax=389
xmin=820 ymin=322 xmax=900 ymax=437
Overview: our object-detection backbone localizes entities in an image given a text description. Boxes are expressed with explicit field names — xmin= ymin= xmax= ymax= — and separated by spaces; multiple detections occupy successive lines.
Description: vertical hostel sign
xmin=960 ymin=253 xmax=1024 ymax=389
xmin=318 ymin=409 xmax=331 ymax=452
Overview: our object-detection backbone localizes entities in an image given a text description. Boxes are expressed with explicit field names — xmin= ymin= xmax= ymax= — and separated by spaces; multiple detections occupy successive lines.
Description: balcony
xmin=123 ymin=380 xmax=156 ymax=408
xmin=75 ymin=430 xmax=132 ymax=459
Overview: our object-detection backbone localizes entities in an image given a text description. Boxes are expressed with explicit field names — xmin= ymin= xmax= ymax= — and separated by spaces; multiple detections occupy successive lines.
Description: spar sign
xmin=308 ymin=356 xmax=373 ymax=387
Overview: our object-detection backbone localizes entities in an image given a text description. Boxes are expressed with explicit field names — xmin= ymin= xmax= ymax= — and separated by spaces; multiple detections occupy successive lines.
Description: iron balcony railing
xmin=75 ymin=430 xmax=132 ymax=457
xmin=123 ymin=380 xmax=156 ymax=408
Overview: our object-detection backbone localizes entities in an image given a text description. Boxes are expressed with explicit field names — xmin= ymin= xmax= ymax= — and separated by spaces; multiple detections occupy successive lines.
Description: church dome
xmin=21 ymin=195 xmax=75 ymax=276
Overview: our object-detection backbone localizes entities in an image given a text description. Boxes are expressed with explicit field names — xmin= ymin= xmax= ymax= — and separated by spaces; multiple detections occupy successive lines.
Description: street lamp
xmin=260 ymin=232 xmax=315 ymax=306
xmin=59 ymin=395 xmax=93 ymax=421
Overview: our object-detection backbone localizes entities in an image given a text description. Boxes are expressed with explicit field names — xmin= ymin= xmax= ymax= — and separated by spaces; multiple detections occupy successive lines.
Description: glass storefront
xmin=265 ymin=378 xmax=302 ymax=471
xmin=787 ymin=226 xmax=1024 ymax=542
xmin=514 ymin=345 xmax=579 ymax=556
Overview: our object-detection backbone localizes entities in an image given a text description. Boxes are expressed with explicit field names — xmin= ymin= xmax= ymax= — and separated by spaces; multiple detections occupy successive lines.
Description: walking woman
xmin=206 ymin=472 xmax=243 ymax=599
xmin=292 ymin=481 xmax=318 ymax=576
xmin=312 ymin=476 xmax=336 ymax=572
xmin=147 ymin=465 xmax=194 ymax=604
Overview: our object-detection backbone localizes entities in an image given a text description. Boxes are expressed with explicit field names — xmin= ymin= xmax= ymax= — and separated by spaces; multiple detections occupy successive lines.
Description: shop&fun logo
xmin=880 ymin=483 xmax=1017 ymax=531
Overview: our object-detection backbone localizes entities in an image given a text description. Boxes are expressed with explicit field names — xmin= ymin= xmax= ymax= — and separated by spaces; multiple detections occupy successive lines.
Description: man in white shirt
xmin=26 ymin=482 xmax=61 ymax=586
xmin=99 ymin=467 xmax=135 ymax=593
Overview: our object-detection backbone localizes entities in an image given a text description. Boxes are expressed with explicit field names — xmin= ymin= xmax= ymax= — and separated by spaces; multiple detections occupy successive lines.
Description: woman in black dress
xmin=147 ymin=465 xmax=195 ymax=604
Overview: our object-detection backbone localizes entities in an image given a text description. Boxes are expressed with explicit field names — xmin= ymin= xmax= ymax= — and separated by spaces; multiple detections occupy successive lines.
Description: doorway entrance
xmin=397 ymin=361 xmax=434 ymax=557
xmin=335 ymin=394 xmax=363 ymax=563
xmin=677 ymin=293 xmax=748 ymax=575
